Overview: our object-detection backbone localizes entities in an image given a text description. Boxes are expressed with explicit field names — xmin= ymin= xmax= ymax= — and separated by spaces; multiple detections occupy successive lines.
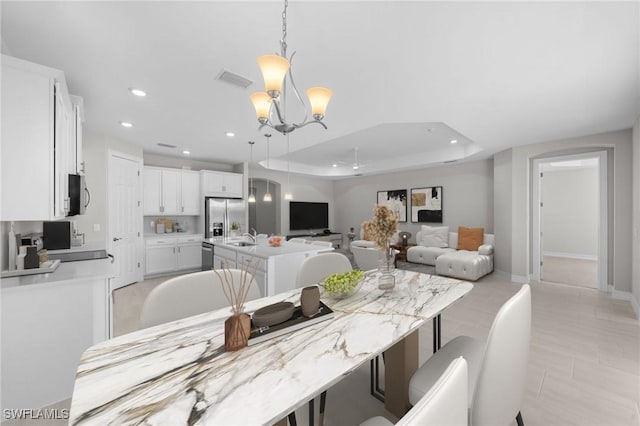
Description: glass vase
xmin=378 ymin=242 xmax=396 ymax=290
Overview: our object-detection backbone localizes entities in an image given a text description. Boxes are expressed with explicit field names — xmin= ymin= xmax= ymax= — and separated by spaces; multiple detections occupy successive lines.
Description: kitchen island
xmin=205 ymin=237 xmax=333 ymax=296
xmin=1 ymin=257 xmax=114 ymax=414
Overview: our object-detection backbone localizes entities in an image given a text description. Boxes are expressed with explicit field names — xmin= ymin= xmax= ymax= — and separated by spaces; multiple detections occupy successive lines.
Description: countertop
xmin=204 ymin=237 xmax=333 ymax=259
xmin=1 ymin=258 xmax=114 ymax=290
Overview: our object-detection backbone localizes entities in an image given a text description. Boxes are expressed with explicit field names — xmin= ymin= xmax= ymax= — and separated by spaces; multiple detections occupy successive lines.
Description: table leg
xmin=384 ymin=330 xmax=419 ymax=417
xmin=432 ymin=314 xmax=441 ymax=353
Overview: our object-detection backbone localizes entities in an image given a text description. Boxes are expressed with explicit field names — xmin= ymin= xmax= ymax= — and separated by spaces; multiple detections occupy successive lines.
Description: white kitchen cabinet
xmin=213 ymin=246 xmax=237 ymax=269
xmin=69 ymin=95 xmax=85 ymax=174
xmin=180 ymin=170 xmax=200 ymax=215
xmin=145 ymin=239 xmax=178 ymax=276
xmin=145 ymin=235 xmax=203 ymax=277
xmin=201 ymin=170 xmax=243 ymax=198
xmin=144 ymin=166 xmax=200 ymax=216
xmin=177 ymin=236 xmax=202 ymax=270
xmin=237 ymin=253 xmax=267 ymax=297
xmin=1 ymin=55 xmax=74 ymax=220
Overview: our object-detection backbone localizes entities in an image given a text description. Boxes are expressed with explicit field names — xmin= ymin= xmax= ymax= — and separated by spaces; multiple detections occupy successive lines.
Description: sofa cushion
xmin=457 ymin=227 xmax=484 ymax=251
xmin=407 ymin=245 xmax=456 ymax=266
xmin=478 ymin=244 xmax=494 ymax=255
xmin=420 ymin=225 xmax=449 ymax=248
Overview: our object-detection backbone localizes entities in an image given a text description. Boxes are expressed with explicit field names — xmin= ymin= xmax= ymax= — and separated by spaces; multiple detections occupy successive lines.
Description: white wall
xmin=494 ymin=129 xmax=633 ymax=291
xmin=493 ymin=149 xmax=513 ymax=276
xmin=632 ymin=116 xmax=640 ymax=317
xmin=333 ymin=159 xmax=494 ymax=241
xmin=542 ymin=167 xmax=599 ymax=257
xmin=74 ymin=132 xmax=143 ymax=245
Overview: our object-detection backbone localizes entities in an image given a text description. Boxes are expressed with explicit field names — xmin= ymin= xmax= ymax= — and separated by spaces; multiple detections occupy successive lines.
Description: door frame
xmin=108 ymin=150 xmax=144 ymax=287
xmin=532 ymin=151 xmax=608 ymax=291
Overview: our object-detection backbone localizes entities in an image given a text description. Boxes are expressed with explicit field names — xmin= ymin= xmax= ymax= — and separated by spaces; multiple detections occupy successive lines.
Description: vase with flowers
xmin=213 ymin=259 xmax=260 ymax=351
xmin=362 ymin=204 xmax=399 ymax=290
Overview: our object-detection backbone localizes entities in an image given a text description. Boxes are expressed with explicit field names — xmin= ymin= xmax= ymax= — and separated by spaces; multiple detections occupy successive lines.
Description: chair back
xmin=471 ymin=284 xmax=531 ymax=426
xmin=351 ymin=246 xmax=380 ymax=271
xmin=140 ymin=269 xmax=261 ymax=328
xmin=398 ymin=357 xmax=468 ymax=426
xmin=296 ymin=252 xmax=352 ymax=287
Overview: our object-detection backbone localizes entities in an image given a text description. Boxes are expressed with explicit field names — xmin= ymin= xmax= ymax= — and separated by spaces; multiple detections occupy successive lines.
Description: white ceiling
xmin=2 ymin=1 xmax=639 ymax=177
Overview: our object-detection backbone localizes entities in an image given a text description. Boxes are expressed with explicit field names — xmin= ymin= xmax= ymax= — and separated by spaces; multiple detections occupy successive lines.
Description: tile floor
xmin=4 ymin=268 xmax=637 ymax=426
xmin=542 ymin=255 xmax=598 ymax=289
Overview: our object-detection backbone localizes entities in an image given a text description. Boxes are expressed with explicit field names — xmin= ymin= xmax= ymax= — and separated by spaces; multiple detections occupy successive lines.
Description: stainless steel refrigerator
xmin=204 ymin=197 xmax=246 ymax=239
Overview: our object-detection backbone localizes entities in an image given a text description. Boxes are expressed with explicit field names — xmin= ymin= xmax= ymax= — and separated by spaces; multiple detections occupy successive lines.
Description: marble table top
xmin=69 ymin=270 xmax=473 ymax=425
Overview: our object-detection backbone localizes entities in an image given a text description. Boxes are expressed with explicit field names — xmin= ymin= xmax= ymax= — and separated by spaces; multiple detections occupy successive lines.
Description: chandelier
xmin=250 ymin=0 xmax=333 ymax=135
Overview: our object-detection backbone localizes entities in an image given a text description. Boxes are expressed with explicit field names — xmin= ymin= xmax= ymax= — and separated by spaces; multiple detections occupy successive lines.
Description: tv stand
xmin=286 ymin=232 xmax=343 ymax=249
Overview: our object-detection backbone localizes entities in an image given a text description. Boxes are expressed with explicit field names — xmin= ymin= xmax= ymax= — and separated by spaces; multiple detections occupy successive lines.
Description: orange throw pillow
xmin=457 ymin=227 xmax=484 ymax=251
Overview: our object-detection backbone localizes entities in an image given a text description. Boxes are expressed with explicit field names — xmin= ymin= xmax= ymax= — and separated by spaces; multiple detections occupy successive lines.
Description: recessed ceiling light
xmin=353 ymin=165 xmax=359 ymax=170
xmin=332 ymin=164 xmax=337 ymax=167
xmin=182 ymin=150 xmax=190 ymax=155
xmin=225 ymin=132 xmax=235 ymax=137
xmin=129 ymin=88 xmax=146 ymax=97
xmin=450 ymin=139 xmax=458 ymax=144
xmin=120 ymin=121 xmax=133 ymax=128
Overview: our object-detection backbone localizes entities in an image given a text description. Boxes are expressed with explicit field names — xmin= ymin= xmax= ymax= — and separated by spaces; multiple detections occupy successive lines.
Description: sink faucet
xmin=242 ymin=228 xmax=257 ymax=243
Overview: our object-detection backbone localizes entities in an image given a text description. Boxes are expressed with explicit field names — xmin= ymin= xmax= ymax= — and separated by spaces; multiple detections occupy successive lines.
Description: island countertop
xmin=204 ymin=237 xmax=332 ymax=259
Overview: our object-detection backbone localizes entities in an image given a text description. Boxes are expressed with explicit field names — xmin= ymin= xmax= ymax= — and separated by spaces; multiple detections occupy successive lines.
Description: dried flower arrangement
xmin=362 ymin=204 xmax=399 ymax=250
xmin=214 ymin=258 xmax=260 ymax=314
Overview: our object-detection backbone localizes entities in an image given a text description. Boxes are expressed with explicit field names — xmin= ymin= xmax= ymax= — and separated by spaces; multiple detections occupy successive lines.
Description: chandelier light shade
xmin=263 ymin=192 xmax=273 ymax=202
xmin=307 ymin=87 xmax=333 ymax=119
xmin=257 ymin=55 xmax=290 ymax=97
xmin=250 ymin=0 xmax=333 ymax=135
xmin=250 ymin=92 xmax=272 ymax=123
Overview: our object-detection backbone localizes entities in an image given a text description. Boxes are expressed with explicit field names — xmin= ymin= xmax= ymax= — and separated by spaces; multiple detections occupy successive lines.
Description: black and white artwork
xmin=376 ymin=189 xmax=407 ymax=222
xmin=411 ymin=186 xmax=443 ymax=223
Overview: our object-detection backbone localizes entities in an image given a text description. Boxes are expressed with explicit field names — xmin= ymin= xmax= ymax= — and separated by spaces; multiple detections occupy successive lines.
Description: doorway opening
xmin=532 ymin=151 xmax=607 ymax=291
xmin=248 ymin=178 xmax=281 ymax=236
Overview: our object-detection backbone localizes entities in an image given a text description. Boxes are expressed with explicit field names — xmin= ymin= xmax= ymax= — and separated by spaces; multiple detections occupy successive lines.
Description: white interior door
xmin=109 ymin=152 xmax=143 ymax=289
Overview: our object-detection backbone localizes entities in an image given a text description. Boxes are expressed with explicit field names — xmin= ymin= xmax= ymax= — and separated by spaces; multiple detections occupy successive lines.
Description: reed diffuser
xmin=214 ymin=259 xmax=260 ymax=351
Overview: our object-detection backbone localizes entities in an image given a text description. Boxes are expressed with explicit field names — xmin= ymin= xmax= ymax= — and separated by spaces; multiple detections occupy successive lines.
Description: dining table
xmin=68 ymin=269 xmax=473 ymax=425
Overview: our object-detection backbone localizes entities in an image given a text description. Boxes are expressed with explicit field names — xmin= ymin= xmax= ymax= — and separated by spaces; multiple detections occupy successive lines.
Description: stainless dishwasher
xmin=201 ymin=241 xmax=214 ymax=271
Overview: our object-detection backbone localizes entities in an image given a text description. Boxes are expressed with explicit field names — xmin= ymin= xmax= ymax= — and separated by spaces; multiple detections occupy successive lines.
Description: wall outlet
xmin=93 ymin=224 xmax=101 ymax=232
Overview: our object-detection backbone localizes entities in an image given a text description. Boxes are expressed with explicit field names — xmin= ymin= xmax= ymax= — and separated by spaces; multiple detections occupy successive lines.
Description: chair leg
xmin=319 ymin=391 xmax=327 ymax=426
xmin=287 ymin=412 xmax=297 ymax=426
xmin=308 ymin=398 xmax=315 ymax=426
xmin=516 ymin=411 xmax=524 ymax=426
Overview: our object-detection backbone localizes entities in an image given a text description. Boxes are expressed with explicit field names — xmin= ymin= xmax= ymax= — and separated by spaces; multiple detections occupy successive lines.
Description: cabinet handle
xmin=181 ymin=206 xmax=184 ymax=212
xmin=178 ymin=247 xmax=181 ymax=253
xmin=161 ymin=206 xmax=164 ymax=212
xmin=173 ymin=247 xmax=176 ymax=253
xmin=222 ymin=185 xmax=226 ymax=192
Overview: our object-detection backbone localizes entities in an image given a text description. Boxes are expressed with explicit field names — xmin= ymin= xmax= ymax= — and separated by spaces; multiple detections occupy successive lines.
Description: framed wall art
xmin=376 ymin=189 xmax=407 ymax=222
xmin=411 ymin=186 xmax=443 ymax=223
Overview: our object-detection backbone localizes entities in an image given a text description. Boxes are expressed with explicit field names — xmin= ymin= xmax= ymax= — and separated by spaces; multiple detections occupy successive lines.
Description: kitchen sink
xmin=228 ymin=241 xmax=257 ymax=247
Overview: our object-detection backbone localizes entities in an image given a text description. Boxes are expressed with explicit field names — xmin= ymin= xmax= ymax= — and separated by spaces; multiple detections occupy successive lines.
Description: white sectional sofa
xmin=407 ymin=230 xmax=494 ymax=281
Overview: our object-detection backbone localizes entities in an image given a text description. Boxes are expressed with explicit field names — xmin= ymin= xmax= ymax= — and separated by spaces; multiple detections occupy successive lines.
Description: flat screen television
xmin=289 ymin=202 xmax=329 ymax=230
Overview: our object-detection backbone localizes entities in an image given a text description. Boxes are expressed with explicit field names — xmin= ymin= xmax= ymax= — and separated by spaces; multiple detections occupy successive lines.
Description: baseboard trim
xmin=611 ymin=290 xmax=640 ymax=321
xmin=511 ymin=274 xmax=529 ymax=284
xmin=543 ymin=251 xmax=598 ymax=261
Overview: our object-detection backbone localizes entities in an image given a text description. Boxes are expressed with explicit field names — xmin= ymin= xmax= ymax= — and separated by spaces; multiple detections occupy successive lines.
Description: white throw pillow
xmin=420 ymin=225 xmax=449 ymax=248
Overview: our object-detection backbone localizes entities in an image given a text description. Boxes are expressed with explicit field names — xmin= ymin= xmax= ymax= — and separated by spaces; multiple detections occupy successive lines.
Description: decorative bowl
xmin=322 ymin=270 xmax=365 ymax=299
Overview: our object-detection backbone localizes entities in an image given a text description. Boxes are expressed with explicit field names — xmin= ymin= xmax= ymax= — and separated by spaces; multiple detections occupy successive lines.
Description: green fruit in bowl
xmin=323 ymin=269 xmax=365 ymax=296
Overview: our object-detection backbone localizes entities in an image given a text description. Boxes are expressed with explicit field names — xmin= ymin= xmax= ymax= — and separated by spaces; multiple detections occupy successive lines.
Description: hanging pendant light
xmin=263 ymin=134 xmax=272 ymax=202
xmin=250 ymin=0 xmax=332 ymax=136
xmin=247 ymin=141 xmax=256 ymax=203
xmin=284 ymin=134 xmax=293 ymax=200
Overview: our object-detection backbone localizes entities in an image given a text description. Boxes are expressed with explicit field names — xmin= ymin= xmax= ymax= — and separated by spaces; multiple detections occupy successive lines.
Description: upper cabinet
xmin=69 ymin=95 xmax=85 ymax=174
xmin=1 ymin=55 xmax=80 ymax=221
xmin=201 ymin=171 xmax=243 ymax=198
xmin=143 ymin=166 xmax=200 ymax=216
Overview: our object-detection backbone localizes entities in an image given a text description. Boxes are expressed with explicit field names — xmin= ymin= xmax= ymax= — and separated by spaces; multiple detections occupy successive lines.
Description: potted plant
xmin=230 ymin=221 xmax=241 ymax=237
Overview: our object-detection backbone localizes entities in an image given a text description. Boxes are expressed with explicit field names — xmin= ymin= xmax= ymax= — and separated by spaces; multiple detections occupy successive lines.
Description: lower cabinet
xmin=238 ymin=253 xmax=267 ymax=297
xmin=145 ymin=235 xmax=203 ymax=277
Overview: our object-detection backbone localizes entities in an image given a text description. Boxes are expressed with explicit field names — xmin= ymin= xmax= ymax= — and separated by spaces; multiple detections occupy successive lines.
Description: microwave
xmin=68 ymin=174 xmax=89 ymax=216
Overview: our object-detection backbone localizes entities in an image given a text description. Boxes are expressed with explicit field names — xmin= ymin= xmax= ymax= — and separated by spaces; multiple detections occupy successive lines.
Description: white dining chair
xmin=140 ymin=269 xmax=261 ymax=328
xmin=409 ymin=284 xmax=531 ymax=426
xmin=351 ymin=246 xmax=380 ymax=271
xmin=310 ymin=240 xmax=334 ymax=247
xmin=296 ymin=252 xmax=352 ymax=287
xmin=289 ymin=238 xmax=307 ymax=244
xmin=360 ymin=357 xmax=468 ymax=426
xmin=294 ymin=252 xmax=352 ymax=426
